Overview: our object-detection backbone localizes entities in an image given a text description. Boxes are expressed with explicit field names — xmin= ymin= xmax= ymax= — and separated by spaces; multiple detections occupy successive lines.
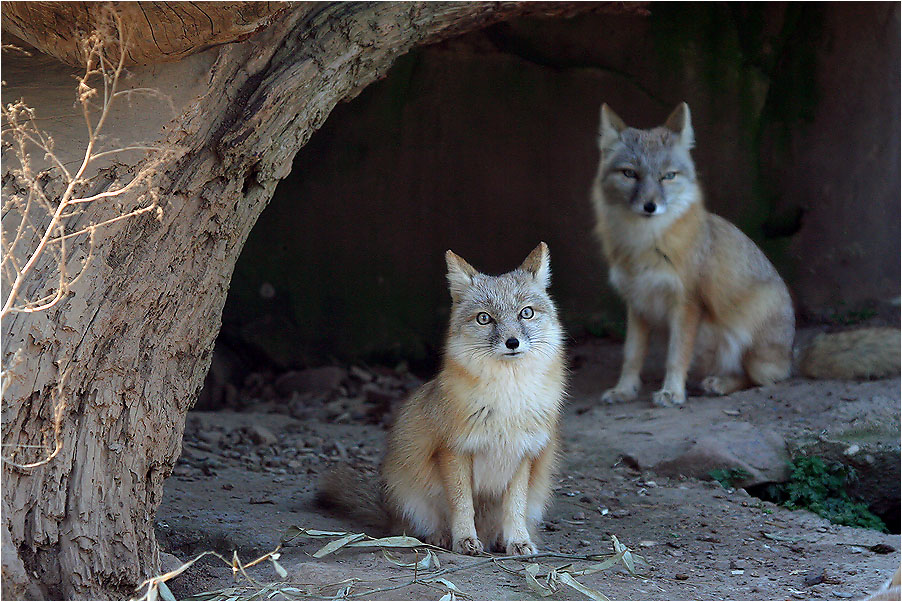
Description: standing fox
xmin=319 ymin=243 xmax=566 ymax=556
xmin=591 ymin=102 xmax=899 ymax=406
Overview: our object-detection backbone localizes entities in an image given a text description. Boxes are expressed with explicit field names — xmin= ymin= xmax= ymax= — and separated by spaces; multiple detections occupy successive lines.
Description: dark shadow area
xmin=212 ymin=3 xmax=898 ymax=385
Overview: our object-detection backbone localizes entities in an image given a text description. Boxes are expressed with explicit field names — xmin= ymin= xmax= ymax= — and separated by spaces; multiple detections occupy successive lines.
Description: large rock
xmin=653 ymin=422 xmax=791 ymax=487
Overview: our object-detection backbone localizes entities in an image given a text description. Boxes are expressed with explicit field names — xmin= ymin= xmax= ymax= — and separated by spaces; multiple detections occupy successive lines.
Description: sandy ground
xmin=155 ymin=337 xmax=900 ymax=601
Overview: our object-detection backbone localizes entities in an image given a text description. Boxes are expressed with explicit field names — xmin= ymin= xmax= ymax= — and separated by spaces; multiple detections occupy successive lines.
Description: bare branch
xmin=1 ymin=6 xmax=174 ymax=469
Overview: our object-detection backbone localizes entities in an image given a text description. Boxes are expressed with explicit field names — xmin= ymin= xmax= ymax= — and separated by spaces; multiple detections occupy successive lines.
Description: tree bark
xmin=1 ymin=2 xmax=644 ymax=598
xmin=1 ymin=1 xmax=290 ymax=66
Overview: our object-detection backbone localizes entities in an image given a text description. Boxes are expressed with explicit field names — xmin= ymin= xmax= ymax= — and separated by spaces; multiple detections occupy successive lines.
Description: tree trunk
xmin=1 ymin=2 xmax=642 ymax=598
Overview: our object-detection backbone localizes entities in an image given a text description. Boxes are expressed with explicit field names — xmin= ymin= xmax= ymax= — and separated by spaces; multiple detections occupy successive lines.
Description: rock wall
xmin=221 ymin=4 xmax=900 ymax=369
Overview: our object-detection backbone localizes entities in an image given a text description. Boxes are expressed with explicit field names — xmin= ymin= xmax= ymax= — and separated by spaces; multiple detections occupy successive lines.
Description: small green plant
xmin=709 ymin=467 xmax=752 ymax=489
xmin=761 ymin=456 xmax=887 ymax=532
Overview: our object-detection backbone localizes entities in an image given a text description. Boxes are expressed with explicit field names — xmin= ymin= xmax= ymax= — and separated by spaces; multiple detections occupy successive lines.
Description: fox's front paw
xmin=652 ymin=388 xmax=685 ymax=407
xmin=601 ymin=385 xmax=638 ymax=404
xmin=453 ymin=536 xmax=484 ymax=556
xmin=506 ymin=540 xmax=537 ymax=556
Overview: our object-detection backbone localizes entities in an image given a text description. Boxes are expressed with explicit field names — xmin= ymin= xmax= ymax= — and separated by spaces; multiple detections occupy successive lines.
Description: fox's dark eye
xmin=662 ymin=171 xmax=677 ymax=180
xmin=519 ymin=307 xmax=535 ymax=320
xmin=622 ymin=169 xmax=638 ymax=179
xmin=476 ymin=312 xmax=492 ymax=325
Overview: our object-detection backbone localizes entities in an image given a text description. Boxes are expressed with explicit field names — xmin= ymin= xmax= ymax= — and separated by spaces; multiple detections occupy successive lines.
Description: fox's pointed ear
xmin=664 ymin=102 xmax=695 ymax=149
xmin=519 ymin=242 xmax=551 ymax=289
xmin=445 ymin=250 xmax=478 ymax=302
xmin=599 ymin=103 xmax=627 ymax=152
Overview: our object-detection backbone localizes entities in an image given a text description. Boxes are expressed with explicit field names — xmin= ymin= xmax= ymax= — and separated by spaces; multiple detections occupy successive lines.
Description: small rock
xmin=578 ymin=540 xmax=591 ymax=547
xmin=275 ymin=366 xmax=346 ymax=396
xmin=612 ymin=509 xmax=630 ymax=518
xmin=333 ymin=440 xmax=348 ymax=459
xmin=832 ymin=591 xmax=853 ymax=599
xmin=615 ymin=454 xmax=641 ymax=472
xmin=572 ymin=511 xmax=586 ymax=520
xmin=196 ymin=429 xmax=223 ymax=446
xmin=244 ymin=425 xmax=277 ymax=446
xmin=362 ymin=383 xmax=396 ymax=405
xmin=172 ymin=465 xmax=193 ymax=477
xmin=639 ymin=540 xmax=658 ymax=547
xmin=804 ymin=567 xmax=827 ymax=587
xmin=350 ymin=366 xmax=374 ymax=382
xmin=675 ymin=573 xmax=689 ymax=581
xmin=160 ymin=552 xmax=184 ymax=574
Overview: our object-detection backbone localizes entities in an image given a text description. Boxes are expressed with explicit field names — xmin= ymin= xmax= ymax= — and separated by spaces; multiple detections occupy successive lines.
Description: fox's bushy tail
xmin=315 ymin=465 xmax=392 ymax=533
xmin=798 ymin=327 xmax=900 ymax=380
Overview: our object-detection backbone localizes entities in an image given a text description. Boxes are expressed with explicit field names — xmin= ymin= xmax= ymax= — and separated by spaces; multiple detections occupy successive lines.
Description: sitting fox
xmin=591 ymin=102 xmax=899 ymax=406
xmin=318 ymin=243 xmax=566 ymax=556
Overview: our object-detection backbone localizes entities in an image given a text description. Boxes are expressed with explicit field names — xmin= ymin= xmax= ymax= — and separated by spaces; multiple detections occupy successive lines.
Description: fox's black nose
xmin=505 ymin=337 xmax=520 ymax=350
xmin=643 ymin=201 xmax=657 ymax=214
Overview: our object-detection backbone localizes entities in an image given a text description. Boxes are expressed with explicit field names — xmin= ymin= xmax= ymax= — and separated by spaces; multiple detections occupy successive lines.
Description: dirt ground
xmin=155 ymin=335 xmax=901 ymax=601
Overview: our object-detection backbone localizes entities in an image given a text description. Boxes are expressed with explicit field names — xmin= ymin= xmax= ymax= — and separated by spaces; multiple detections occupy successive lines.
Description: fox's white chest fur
xmin=452 ymin=362 xmax=562 ymax=496
xmin=610 ymin=263 xmax=684 ymax=324
xmin=601 ymin=202 xmax=693 ymax=324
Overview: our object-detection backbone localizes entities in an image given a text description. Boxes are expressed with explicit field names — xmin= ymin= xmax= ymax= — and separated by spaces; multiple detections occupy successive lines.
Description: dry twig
xmin=1 ymin=7 xmax=175 ymax=469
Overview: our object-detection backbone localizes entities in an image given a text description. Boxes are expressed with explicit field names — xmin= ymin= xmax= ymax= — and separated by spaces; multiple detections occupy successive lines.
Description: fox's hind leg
xmin=699 ymin=324 xmax=750 ymax=396
xmin=700 ymin=329 xmax=790 ymax=395
xmin=701 ymin=373 xmax=749 ymax=395
xmin=743 ymin=342 xmax=791 ymax=387
xmin=741 ymin=307 xmax=792 ymax=388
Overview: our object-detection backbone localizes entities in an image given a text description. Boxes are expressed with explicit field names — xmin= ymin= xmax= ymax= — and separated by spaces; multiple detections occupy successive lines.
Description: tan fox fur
xmin=867 ymin=567 xmax=901 ymax=601
xmin=319 ymin=243 xmax=566 ymax=556
xmin=590 ymin=102 xmax=899 ymax=406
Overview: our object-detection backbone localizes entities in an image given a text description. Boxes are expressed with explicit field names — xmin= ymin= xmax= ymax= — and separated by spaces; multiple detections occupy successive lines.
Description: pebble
xmin=244 ymin=425 xmax=277 ymax=446
xmin=675 ymin=573 xmax=689 ymax=581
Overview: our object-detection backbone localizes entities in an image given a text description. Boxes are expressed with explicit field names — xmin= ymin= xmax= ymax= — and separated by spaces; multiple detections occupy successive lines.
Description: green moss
xmin=828 ymin=303 xmax=879 ymax=326
xmin=761 ymin=456 xmax=888 ymax=532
